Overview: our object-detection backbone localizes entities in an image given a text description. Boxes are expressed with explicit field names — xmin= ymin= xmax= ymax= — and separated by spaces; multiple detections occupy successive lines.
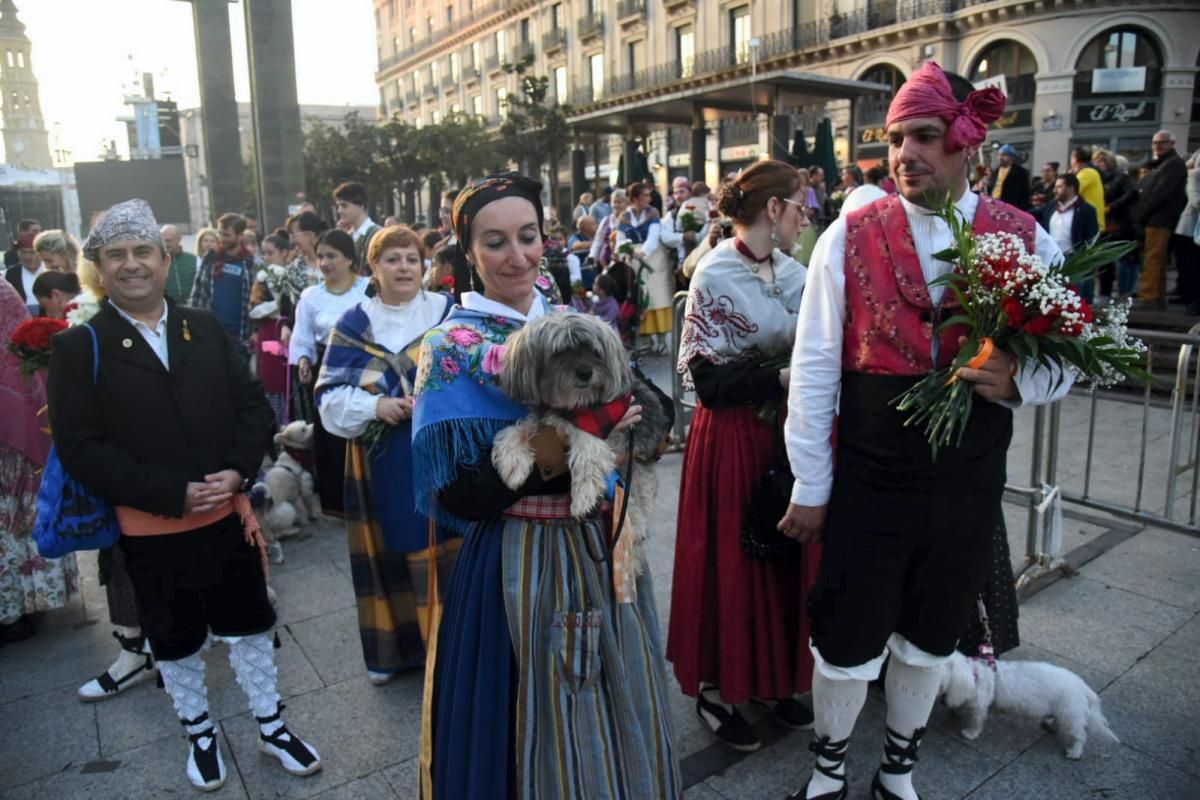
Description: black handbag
xmin=739 ymin=434 xmax=804 ymax=560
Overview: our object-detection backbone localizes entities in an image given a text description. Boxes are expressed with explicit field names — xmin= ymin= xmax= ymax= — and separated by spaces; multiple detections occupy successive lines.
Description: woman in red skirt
xmin=669 ymin=160 xmax=819 ymax=751
xmin=250 ymin=230 xmax=296 ymax=427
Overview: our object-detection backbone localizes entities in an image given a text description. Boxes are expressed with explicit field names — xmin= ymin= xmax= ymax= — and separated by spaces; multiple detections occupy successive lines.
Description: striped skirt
xmin=426 ymin=496 xmax=681 ymax=799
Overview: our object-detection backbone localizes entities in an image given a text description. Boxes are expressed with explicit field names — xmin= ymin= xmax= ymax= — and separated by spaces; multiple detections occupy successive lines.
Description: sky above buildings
xmin=18 ymin=0 xmax=378 ymax=164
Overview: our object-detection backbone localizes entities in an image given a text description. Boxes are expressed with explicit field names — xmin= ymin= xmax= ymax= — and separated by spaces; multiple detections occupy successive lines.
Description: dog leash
xmin=976 ymin=596 xmax=997 ymax=671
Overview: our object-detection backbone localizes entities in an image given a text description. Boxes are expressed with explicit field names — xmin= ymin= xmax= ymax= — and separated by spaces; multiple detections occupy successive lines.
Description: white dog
xmin=939 ymin=650 xmax=1119 ymax=759
xmin=259 ymin=421 xmax=320 ymax=541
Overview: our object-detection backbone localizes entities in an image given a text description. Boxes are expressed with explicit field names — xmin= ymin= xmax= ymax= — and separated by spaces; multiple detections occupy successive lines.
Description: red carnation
xmin=1001 ymin=297 xmax=1025 ymax=328
xmin=10 ymin=317 xmax=67 ymax=351
xmin=1022 ymin=314 xmax=1054 ymax=336
xmin=439 ymin=275 xmax=455 ymax=290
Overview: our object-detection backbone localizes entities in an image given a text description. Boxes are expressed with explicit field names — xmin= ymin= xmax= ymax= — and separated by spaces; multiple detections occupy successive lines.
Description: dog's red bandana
xmin=566 ymin=393 xmax=633 ymax=439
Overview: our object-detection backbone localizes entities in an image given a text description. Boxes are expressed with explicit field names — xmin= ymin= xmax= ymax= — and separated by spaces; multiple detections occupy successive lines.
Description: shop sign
xmin=860 ymin=126 xmax=888 ymax=144
xmin=667 ymin=154 xmax=691 ymax=167
xmin=719 ymin=144 xmax=762 ymax=161
xmin=974 ymin=74 xmax=1008 ymax=97
xmin=1091 ymin=67 xmax=1146 ymax=95
xmin=1075 ymin=101 xmax=1156 ymax=125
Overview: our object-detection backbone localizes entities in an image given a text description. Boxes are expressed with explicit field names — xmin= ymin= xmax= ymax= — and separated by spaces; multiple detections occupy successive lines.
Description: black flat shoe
xmin=785 ymin=735 xmax=849 ymax=800
xmin=696 ymin=690 xmax=761 ymax=752
xmin=0 ymin=615 xmax=35 ymax=645
xmin=871 ymin=726 xmax=926 ymax=800
xmin=773 ymin=697 xmax=815 ymax=730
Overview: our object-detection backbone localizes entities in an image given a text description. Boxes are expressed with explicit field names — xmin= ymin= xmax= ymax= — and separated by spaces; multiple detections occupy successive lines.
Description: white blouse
xmin=318 ymin=293 xmax=450 ymax=438
xmin=289 ymin=276 xmax=370 ymax=365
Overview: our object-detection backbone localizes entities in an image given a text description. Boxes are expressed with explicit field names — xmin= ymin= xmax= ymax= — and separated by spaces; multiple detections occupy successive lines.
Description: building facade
xmin=0 ymin=0 xmax=51 ymax=170
xmin=375 ymin=0 xmax=1200 ymax=208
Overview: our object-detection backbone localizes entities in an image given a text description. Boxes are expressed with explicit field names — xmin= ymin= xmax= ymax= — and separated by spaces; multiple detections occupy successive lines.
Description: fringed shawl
xmin=411 ymin=296 xmax=555 ymax=533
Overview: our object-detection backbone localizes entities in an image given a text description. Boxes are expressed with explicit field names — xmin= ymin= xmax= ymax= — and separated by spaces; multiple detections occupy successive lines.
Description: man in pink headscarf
xmin=777 ymin=63 xmax=1072 ymax=800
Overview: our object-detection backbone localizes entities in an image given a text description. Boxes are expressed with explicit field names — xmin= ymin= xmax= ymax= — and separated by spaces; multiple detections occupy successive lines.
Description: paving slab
xmin=270 ymin=562 xmax=357 ymax=626
xmin=1078 ymin=528 xmax=1200 ymax=611
xmin=204 ymin=627 xmax=326 ymax=723
xmin=0 ymin=605 xmax=119 ymax=705
xmin=221 ymin=672 xmax=423 ymax=799
xmin=0 ymin=685 xmax=99 ymax=789
xmin=1099 ymin=644 xmax=1200 ymax=780
xmin=1016 ymin=574 xmax=1192 ymax=683
xmin=1160 ymin=610 xmax=1200 ymax=657
xmin=285 ymin=605 xmax=369 ymax=688
xmin=379 ymin=758 xmax=419 ymax=800
xmin=307 ymin=771 xmax=398 ymax=800
xmin=967 ymin=736 xmax=1200 ymax=800
xmin=0 ymin=730 xmax=251 ymax=800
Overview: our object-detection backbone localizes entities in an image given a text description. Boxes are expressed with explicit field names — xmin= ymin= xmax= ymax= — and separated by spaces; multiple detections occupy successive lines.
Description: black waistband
xmin=836 ymin=371 xmax=1012 ymax=491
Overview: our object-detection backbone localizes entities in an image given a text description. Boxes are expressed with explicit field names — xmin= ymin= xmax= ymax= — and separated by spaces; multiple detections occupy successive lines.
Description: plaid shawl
xmin=314 ymin=295 xmax=452 ymax=405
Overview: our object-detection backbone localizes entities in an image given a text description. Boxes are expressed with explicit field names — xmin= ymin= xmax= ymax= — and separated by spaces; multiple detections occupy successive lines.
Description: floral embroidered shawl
xmin=676 ymin=237 xmax=807 ymax=390
xmin=411 ymin=294 xmax=558 ymax=533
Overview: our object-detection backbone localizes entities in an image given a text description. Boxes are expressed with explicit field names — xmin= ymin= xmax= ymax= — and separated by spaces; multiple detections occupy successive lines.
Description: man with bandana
xmin=778 ymin=65 xmax=1071 ymax=800
xmin=47 ymin=199 xmax=321 ymax=792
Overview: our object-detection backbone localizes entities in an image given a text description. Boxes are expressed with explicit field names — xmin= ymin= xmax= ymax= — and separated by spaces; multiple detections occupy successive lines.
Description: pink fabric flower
xmin=886 ymin=61 xmax=1006 ymax=151
xmin=440 ymin=356 xmax=460 ymax=376
xmin=446 ymin=327 xmax=483 ymax=347
xmin=482 ymin=345 xmax=507 ymax=376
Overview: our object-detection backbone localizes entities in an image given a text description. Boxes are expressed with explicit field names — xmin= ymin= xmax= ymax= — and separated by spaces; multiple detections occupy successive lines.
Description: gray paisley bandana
xmin=82 ymin=198 xmax=164 ymax=262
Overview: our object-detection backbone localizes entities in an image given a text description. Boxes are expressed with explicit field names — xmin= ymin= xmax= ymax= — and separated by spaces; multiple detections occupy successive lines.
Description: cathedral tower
xmin=0 ymin=0 xmax=51 ymax=169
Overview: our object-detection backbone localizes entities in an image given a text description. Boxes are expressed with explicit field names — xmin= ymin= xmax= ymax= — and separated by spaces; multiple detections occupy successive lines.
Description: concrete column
xmin=244 ymin=0 xmax=306 ymax=229
xmin=1161 ymin=68 xmax=1198 ymax=149
xmin=571 ymin=148 xmax=587 ymax=208
xmin=189 ymin=0 xmax=244 ymax=219
xmin=690 ymin=105 xmax=706 ymax=182
xmin=1030 ymin=72 xmax=1075 ymax=174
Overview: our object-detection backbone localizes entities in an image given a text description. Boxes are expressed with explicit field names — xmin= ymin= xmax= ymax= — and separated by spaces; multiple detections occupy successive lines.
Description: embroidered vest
xmin=842 ymin=194 xmax=1037 ymax=376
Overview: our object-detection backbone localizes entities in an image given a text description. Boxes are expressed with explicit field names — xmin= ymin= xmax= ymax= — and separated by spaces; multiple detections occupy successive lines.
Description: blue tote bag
xmin=32 ymin=323 xmax=121 ymax=558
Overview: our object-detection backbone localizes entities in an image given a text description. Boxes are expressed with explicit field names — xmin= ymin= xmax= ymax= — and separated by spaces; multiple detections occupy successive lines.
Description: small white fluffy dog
xmin=939 ymin=650 xmax=1119 ymax=759
xmin=260 ymin=421 xmax=320 ymax=539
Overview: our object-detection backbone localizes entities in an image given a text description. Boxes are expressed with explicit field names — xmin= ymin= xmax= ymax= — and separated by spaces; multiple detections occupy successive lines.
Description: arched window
xmin=858 ymin=65 xmax=905 ymax=127
xmin=860 ymin=64 xmax=905 ymax=95
xmin=970 ymin=40 xmax=1037 ymax=81
xmin=1076 ymin=27 xmax=1162 ymax=71
xmin=1074 ymin=26 xmax=1163 ymax=98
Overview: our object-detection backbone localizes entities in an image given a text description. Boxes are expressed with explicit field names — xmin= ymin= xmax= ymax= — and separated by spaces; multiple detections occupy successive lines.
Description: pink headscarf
xmin=886 ymin=61 xmax=1006 ymax=152
xmin=0 ymin=280 xmax=50 ymax=468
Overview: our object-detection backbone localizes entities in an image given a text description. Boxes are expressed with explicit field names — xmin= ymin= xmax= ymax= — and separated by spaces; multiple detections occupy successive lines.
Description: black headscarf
xmin=451 ymin=172 xmax=545 ymax=254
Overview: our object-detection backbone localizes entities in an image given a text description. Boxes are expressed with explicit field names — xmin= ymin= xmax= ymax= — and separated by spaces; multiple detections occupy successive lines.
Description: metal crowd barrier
xmin=669 ymin=291 xmax=694 ymax=450
xmin=1011 ymin=324 xmax=1200 ymax=593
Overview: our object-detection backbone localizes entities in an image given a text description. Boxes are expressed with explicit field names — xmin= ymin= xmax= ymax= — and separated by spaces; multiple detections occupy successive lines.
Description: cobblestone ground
xmin=2 ymin=353 xmax=1199 ymax=799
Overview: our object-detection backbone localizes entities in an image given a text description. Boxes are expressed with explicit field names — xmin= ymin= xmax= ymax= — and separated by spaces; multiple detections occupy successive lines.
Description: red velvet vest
xmin=842 ymin=194 xmax=1037 ymax=375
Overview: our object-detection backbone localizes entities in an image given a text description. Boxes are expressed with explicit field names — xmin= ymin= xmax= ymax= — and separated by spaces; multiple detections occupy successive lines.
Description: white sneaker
xmin=367 ymin=669 xmax=394 ymax=686
xmin=185 ymin=726 xmax=226 ymax=792
xmin=259 ymin=723 xmax=321 ymax=776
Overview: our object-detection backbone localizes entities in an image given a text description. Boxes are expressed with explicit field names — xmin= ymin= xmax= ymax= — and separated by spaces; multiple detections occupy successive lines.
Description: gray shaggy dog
xmin=492 ymin=313 xmax=671 ymax=534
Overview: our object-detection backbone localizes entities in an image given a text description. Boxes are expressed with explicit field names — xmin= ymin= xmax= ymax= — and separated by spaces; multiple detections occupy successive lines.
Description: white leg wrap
xmin=227 ymin=633 xmax=281 ymax=721
xmin=880 ymin=654 xmax=943 ymax=800
xmin=887 ymin=633 xmax=951 ymax=670
xmin=158 ymin=652 xmax=209 ymax=723
xmin=810 ymin=637 xmax=889 ymax=682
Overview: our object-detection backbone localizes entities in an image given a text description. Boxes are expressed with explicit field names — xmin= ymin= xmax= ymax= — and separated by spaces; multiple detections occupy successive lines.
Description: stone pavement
xmin=2 ymin=353 xmax=1199 ymax=799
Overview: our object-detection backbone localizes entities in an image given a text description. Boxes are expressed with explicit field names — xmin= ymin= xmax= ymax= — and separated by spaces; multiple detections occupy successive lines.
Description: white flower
xmin=255 ymin=269 xmax=268 ymax=283
xmin=66 ymin=299 xmax=101 ymax=327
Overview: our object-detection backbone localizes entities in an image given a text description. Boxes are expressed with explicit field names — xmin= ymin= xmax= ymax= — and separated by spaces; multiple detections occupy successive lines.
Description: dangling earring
xmin=770 ymin=219 xmax=780 ymax=248
xmin=469 ymin=265 xmax=478 ymax=292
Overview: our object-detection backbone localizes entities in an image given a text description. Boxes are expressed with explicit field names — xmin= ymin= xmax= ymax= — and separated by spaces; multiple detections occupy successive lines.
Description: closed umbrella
xmin=814 ymin=118 xmax=838 ymax=182
xmin=791 ymin=129 xmax=813 ymax=168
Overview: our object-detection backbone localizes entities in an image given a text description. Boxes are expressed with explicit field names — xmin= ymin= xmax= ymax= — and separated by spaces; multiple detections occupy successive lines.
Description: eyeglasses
xmin=1152 ymin=139 xmax=1172 ymax=146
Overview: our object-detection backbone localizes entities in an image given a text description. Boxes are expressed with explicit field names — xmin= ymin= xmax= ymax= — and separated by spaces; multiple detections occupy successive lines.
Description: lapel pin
xmin=182 ymin=319 xmax=192 ymax=341
xmin=122 ymin=338 xmax=133 ymax=349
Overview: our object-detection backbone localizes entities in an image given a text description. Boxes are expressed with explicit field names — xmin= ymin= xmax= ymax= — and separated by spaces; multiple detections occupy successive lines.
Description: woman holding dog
xmin=290 ymin=229 xmax=369 ymax=515
xmin=314 ymin=225 xmax=455 ymax=685
xmin=412 ymin=173 xmax=681 ymax=799
xmin=668 ymin=159 xmax=817 ymax=751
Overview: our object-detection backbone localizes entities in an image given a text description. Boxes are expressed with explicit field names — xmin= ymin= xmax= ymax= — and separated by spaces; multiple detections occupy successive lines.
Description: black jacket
xmin=1137 ymin=149 xmax=1187 ymax=229
xmin=988 ymin=163 xmax=1032 ymax=212
xmin=1040 ymin=198 xmax=1100 ymax=251
xmin=5 ymin=264 xmax=28 ymax=301
xmin=47 ymin=298 xmax=274 ymax=519
xmin=1102 ymin=168 xmax=1140 ymax=238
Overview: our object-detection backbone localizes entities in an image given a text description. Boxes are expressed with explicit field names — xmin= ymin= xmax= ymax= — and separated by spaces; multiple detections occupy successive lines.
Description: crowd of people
xmin=1 ymin=57 xmax=1196 ymax=799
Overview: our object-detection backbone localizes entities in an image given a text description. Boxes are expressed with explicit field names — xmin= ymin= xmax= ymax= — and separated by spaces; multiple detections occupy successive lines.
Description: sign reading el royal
xmin=1075 ymin=101 xmax=1156 ymax=125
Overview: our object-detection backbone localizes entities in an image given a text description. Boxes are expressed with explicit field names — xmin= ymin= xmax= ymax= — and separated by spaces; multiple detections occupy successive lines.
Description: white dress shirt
xmin=289 ymin=277 xmax=371 ymax=365
xmin=785 ymin=186 xmax=1073 ymax=507
xmin=1049 ymin=201 xmax=1077 ymax=256
xmin=112 ymin=300 xmax=170 ymax=369
xmin=20 ymin=263 xmax=45 ymax=310
xmin=839 ymin=184 xmax=889 ymax=216
xmin=460 ymin=290 xmax=546 ymax=323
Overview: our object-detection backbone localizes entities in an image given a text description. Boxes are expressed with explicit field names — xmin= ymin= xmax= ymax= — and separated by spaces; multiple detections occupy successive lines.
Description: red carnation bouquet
xmin=891 ymin=195 xmax=1148 ymax=456
xmin=7 ymin=317 xmax=68 ymax=379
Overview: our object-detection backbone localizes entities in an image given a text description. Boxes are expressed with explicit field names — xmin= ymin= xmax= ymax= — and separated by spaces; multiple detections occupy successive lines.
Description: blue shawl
xmin=411 ymin=295 xmax=557 ymax=533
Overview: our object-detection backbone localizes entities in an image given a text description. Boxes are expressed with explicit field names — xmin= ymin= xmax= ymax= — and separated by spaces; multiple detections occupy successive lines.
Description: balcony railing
xmin=423 ymin=76 xmax=438 ymax=96
xmin=663 ymin=0 xmax=695 ymax=10
xmin=577 ymin=12 xmax=602 ymax=41
xmin=376 ymin=0 xmax=509 ymax=74
xmin=441 ymin=71 xmax=457 ymax=89
xmin=485 ymin=52 xmax=501 ymax=72
xmin=618 ymin=0 xmax=647 ymax=23
xmin=512 ymin=41 xmax=535 ymax=63
xmin=542 ymin=28 xmax=566 ymax=53
xmin=405 ymin=89 xmax=419 ymax=105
